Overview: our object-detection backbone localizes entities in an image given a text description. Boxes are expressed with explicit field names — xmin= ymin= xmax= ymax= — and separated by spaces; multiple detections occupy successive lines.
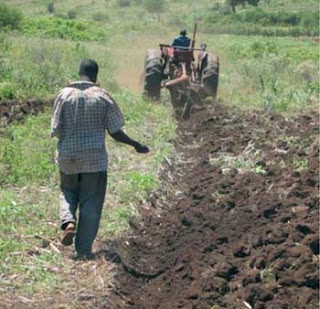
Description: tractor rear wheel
xmin=201 ymin=53 xmax=219 ymax=99
xmin=143 ymin=49 xmax=163 ymax=100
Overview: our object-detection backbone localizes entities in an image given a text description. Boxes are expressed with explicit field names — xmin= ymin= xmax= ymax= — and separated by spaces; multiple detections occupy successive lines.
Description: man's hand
xmin=134 ymin=143 xmax=149 ymax=154
xmin=110 ymin=130 xmax=149 ymax=153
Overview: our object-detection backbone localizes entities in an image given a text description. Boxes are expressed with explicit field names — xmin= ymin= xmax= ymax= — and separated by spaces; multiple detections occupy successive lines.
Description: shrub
xmin=0 ymin=114 xmax=57 ymax=185
xmin=201 ymin=7 xmax=318 ymax=37
xmin=21 ymin=17 xmax=107 ymax=41
xmin=143 ymin=0 xmax=164 ymax=14
xmin=47 ymin=2 xmax=55 ymax=14
xmin=234 ymin=8 xmax=319 ymax=28
xmin=212 ymin=3 xmax=233 ymax=15
xmin=0 ymin=3 xmax=23 ymax=30
xmin=299 ymin=11 xmax=319 ymax=28
xmin=67 ymin=10 xmax=77 ymax=19
xmin=92 ymin=12 xmax=110 ymax=22
xmin=118 ymin=0 xmax=131 ymax=7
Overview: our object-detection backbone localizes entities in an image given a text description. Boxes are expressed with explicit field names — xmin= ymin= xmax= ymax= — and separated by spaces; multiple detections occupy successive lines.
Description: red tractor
xmin=143 ymin=25 xmax=219 ymax=117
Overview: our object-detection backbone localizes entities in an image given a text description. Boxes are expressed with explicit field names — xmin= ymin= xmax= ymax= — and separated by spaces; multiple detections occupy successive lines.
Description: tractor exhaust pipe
xmin=191 ymin=23 xmax=197 ymax=48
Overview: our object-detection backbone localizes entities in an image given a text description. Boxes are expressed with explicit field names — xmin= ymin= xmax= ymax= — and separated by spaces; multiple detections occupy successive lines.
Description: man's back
xmin=172 ymin=35 xmax=191 ymax=48
xmin=51 ymin=81 xmax=123 ymax=174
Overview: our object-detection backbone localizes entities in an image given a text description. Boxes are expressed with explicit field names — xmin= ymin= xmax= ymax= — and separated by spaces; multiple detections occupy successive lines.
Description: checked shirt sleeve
xmin=51 ymin=92 xmax=65 ymax=138
xmin=102 ymin=91 xmax=124 ymax=134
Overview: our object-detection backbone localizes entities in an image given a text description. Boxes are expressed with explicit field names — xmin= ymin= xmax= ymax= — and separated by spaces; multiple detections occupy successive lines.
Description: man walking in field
xmin=51 ymin=59 xmax=149 ymax=259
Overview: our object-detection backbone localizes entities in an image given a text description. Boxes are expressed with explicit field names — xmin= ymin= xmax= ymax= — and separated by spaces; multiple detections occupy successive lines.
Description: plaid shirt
xmin=51 ymin=81 xmax=124 ymax=174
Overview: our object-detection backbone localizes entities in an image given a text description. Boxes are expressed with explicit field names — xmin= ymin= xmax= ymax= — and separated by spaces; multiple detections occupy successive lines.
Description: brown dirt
xmin=105 ymin=103 xmax=319 ymax=309
xmin=0 ymin=98 xmax=47 ymax=127
xmin=2 ymin=102 xmax=319 ymax=309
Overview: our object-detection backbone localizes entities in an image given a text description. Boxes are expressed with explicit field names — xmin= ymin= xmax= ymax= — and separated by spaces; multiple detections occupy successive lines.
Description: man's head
xmin=180 ymin=29 xmax=187 ymax=37
xmin=79 ymin=59 xmax=99 ymax=83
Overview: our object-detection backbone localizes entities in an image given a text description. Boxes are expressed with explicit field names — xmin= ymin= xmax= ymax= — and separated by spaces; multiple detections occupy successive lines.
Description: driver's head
xmin=79 ymin=59 xmax=99 ymax=83
xmin=180 ymin=29 xmax=187 ymax=36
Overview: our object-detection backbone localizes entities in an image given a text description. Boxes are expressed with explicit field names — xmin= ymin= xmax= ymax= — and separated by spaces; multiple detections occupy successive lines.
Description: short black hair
xmin=79 ymin=59 xmax=99 ymax=80
xmin=180 ymin=29 xmax=187 ymax=36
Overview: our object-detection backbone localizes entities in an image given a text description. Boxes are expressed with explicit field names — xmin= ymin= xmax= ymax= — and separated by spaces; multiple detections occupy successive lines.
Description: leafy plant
xmin=67 ymin=10 xmax=77 ymax=19
xmin=226 ymin=0 xmax=260 ymax=14
xmin=292 ymin=158 xmax=308 ymax=171
xmin=143 ymin=0 xmax=164 ymax=20
xmin=118 ymin=0 xmax=131 ymax=7
xmin=0 ymin=113 xmax=57 ymax=185
xmin=21 ymin=17 xmax=107 ymax=42
xmin=47 ymin=2 xmax=55 ymax=14
xmin=0 ymin=3 xmax=23 ymax=30
xmin=209 ymin=142 xmax=267 ymax=175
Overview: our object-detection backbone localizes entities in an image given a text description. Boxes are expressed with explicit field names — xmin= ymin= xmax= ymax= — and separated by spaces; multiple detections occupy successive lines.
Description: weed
xmin=0 ymin=0 xmax=317 ymax=301
xmin=92 ymin=12 xmax=110 ymax=22
xmin=207 ymin=35 xmax=319 ymax=112
xmin=0 ymin=3 xmax=22 ymax=30
xmin=0 ymin=35 xmax=116 ymax=99
xmin=47 ymin=2 xmax=55 ymax=14
xmin=21 ymin=17 xmax=108 ymax=42
xmin=0 ymin=88 xmax=175 ymax=294
xmin=118 ymin=0 xmax=131 ymax=7
xmin=292 ymin=157 xmax=308 ymax=171
xmin=67 ymin=10 xmax=77 ymax=20
xmin=0 ymin=112 xmax=57 ymax=185
xmin=260 ymin=267 xmax=276 ymax=283
xmin=209 ymin=142 xmax=266 ymax=175
xmin=196 ymin=5 xmax=319 ymax=37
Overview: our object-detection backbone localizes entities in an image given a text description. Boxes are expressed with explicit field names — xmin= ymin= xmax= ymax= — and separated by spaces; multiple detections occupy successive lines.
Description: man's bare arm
xmin=109 ymin=130 xmax=149 ymax=153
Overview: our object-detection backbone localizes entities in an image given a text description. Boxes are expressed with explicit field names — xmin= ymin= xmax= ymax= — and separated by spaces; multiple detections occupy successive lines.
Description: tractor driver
xmin=171 ymin=30 xmax=191 ymax=48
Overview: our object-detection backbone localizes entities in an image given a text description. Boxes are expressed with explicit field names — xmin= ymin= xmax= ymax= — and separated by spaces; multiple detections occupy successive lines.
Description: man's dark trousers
xmin=59 ymin=171 xmax=107 ymax=255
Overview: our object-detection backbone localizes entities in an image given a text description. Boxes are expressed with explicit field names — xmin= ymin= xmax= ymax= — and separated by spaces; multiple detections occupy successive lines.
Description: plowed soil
xmin=2 ymin=102 xmax=318 ymax=309
xmin=105 ymin=103 xmax=319 ymax=309
xmin=0 ymin=98 xmax=47 ymax=127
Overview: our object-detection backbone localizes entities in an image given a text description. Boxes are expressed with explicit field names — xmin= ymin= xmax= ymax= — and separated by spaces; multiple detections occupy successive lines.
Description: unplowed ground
xmin=105 ymin=103 xmax=319 ymax=309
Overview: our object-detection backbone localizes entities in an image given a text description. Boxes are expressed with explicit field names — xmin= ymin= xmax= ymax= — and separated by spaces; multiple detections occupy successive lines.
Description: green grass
xmin=0 ymin=112 xmax=57 ymax=185
xmin=186 ymin=0 xmax=319 ymax=37
xmin=21 ymin=16 xmax=109 ymax=41
xmin=197 ymin=7 xmax=319 ymax=36
xmin=0 ymin=89 xmax=175 ymax=294
xmin=0 ymin=34 xmax=117 ymax=100
xmin=5 ymin=0 xmax=319 ymax=38
xmin=259 ymin=0 xmax=319 ymax=11
xmin=199 ymin=34 xmax=319 ymax=112
xmin=0 ymin=187 xmax=62 ymax=294
xmin=0 ymin=2 xmax=23 ymax=30
xmin=209 ymin=142 xmax=267 ymax=175
xmin=0 ymin=0 xmax=318 ymax=301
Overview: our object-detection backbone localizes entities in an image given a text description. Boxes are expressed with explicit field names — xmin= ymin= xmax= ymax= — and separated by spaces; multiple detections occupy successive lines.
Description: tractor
xmin=143 ymin=25 xmax=219 ymax=118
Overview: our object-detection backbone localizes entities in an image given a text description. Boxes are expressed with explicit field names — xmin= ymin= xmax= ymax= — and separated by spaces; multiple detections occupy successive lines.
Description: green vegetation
xmin=0 ymin=3 xmax=22 ymax=30
xmin=227 ymin=0 xmax=260 ymax=14
xmin=21 ymin=17 xmax=108 ymax=41
xmin=143 ymin=0 xmax=165 ymax=19
xmin=0 ymin=36 xmax=116 ymax=99
xmin=292 ymin=157 xmax=308 ymax=171
xmin=0 ymin=89 xmax=175 ymax=294
xmin=0 ymin=190 xmax=61 ymax=294
xmin=209 ymin=142 xmax=267 ymax=175
xmin=203 ymin=35 xmax=319 ymax=112
xmin=193 ymin=4 xmax=319 ymax=36
xmin=0 ymin=113 xmax=56 ymax=185
xmin=0 ymin=0 xmax=318 ymax=301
